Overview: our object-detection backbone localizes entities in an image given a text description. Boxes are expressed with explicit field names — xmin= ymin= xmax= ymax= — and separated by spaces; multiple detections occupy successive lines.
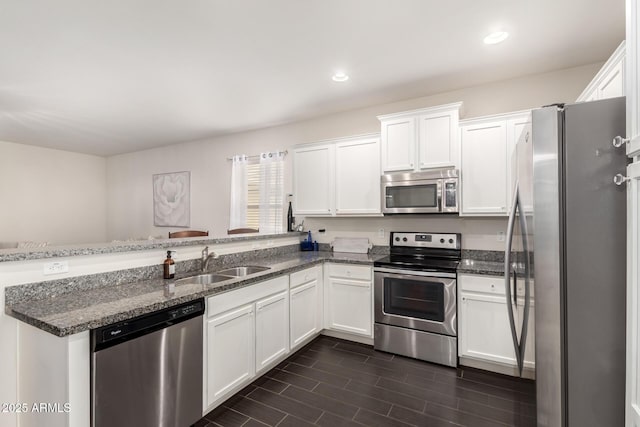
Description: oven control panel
xmin=390 ymin=232 xmax=459 ymax=250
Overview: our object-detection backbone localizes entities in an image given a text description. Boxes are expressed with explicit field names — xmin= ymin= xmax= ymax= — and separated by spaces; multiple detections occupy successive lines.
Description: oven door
xmin=381 ymin=179 xmax=442 ymax=214
xmin=374 ymin=268 xmax=456 ymax=336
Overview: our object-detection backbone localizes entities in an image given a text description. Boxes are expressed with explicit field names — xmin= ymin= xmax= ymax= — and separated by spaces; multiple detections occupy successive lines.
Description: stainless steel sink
xmin=174 ymin=273 xmax=232 ymax=285
xmin=216 ymin=266 xmax=270 ymax=277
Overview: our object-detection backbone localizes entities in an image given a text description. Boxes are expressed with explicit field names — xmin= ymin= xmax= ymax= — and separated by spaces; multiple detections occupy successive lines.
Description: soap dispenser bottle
xmin=163 ymin=251 xmax=175 ymax=279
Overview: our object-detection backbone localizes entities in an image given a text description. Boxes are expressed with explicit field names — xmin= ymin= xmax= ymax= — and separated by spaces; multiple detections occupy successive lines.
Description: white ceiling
xmin=0 ymin=0 xmax=624 ymax=156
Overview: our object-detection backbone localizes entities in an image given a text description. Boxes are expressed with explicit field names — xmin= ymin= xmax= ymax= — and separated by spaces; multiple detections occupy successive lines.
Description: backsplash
xmin=461 ymin=249 xmax=504 ymax=262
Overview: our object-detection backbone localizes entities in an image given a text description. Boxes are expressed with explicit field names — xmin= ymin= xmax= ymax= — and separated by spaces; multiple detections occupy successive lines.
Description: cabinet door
xmin=326 ymin=277 xmax=372 ymax=337
xmin=417 ymin=110 xmax=458 ymax=170
xmin=255 ymin=291 xmax=289 ymax=373
xmin=289 ymin=280 xmax=319 ymax=349
xmin=206 ymin=304 xmax=255 ymax=407
xmin=598 ymin=59 xmax=625 ymax=99
xmin=517 ymin=298 xmax=536 ymax=370
xmin=506 ymin=114 xmax=532 ymax=214
xmin=460 ymin=121 xmax=508 ymax=215
xmin=293 ymin=144 xmax=334 ymax=215
xmin=458 ymin=292 xmax=516 ymax=365
xmin=335 ymin=137 xmax=381 ymax=215
xmin=381 ymin=117 xmax=416 ymax=172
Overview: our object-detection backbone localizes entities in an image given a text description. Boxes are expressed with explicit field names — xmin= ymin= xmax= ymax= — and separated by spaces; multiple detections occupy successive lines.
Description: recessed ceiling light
xmin=332 ymin=72 xmax=349 ymax=82
xmin=483 ymin=31 xmax=509 ymax=45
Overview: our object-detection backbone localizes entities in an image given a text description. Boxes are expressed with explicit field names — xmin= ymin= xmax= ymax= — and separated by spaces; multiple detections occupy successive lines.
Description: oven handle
xmin=374 ymin=267 xmax=456 ymax=279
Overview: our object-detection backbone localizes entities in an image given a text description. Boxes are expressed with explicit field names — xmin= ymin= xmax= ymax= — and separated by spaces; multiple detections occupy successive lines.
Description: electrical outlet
xmin=378 ymin=228 xmax=385 ymax=238
xmin=43 ymin=261 xmax=69 ymax=275
xmin=497 ymin=231 xmax=506 ymax=242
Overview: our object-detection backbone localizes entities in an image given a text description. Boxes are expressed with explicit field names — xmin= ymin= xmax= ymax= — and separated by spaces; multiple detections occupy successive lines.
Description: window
xmin=229 ymin=152 xmax=285 ymax=234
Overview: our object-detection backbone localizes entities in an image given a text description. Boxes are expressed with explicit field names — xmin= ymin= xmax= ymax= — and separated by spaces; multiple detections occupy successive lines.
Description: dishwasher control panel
xmin=93 ymin=299 xmax=204 ymax=351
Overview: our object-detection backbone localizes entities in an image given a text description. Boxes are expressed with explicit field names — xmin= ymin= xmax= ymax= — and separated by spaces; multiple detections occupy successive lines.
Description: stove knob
xmin=449 ymin=239 xmax=454 ymax=244
xmin=395 ymin=237 xmax=400 ymax=242
xmin=402 ymin=237 xmax=408 ymax=242
xmin=440 ymin=238 xmax=445 ymax=243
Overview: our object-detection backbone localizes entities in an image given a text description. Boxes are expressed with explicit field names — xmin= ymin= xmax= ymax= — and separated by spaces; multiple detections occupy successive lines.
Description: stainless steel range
xmin=374 ymin=231 xmax=460 ymax=367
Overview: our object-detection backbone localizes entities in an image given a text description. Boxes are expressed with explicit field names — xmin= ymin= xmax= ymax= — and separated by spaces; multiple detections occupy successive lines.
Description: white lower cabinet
xmin=459 ymin=292 xmax=515 ymax=365
xmin=325 ymin=264 xmax=373 ymax=337
xmin=204 ymin=263 xmax=373 ymax=413
xmin=458 ymin=274 xmax=535 ymax=375
xmin=204 ymin=275 xmax=289 ymax=412
xmin=289 ymin=266 xmax=322 ymax=350
xmin=206 ymin=304 xmax=255 ymax=408
xmin=255 ymin=290 xmax=289 ymax=373
xmin=518 ymin=298 xmax=535 ymax=368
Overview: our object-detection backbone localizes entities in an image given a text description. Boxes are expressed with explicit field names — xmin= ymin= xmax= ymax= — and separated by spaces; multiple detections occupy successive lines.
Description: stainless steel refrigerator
xmin=505 ymin=97 xmax=627 ymax=426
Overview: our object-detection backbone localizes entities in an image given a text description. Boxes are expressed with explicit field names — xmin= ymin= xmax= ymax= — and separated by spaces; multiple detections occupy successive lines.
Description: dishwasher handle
xmin=92 ymin=298 xmax=204 ymax=352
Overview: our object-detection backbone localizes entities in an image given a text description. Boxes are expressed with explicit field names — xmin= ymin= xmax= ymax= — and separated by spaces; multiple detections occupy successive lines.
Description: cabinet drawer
xmin=459 ymin=273 xmax=534 ymax=299
xmin=459 ymin=274 xmax=505 ymax=295
xmin=208 ymin=275 xmax=288 ymax=318
xmin=290 ymin=266 xmax=321 ymax=288
xmin=327 ymin=263 xmax=371 ymax=281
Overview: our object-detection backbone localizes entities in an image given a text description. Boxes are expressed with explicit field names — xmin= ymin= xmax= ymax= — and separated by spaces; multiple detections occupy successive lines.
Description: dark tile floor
xmin=195 ymin=336 xmax=536 ymax=427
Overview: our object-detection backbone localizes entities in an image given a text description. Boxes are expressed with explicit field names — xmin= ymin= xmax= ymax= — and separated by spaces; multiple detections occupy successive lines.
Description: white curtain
xmin=229 ymin=154 xmax=248 ymax=229
xmin=259 ymin=151 xmax=285 ymax=234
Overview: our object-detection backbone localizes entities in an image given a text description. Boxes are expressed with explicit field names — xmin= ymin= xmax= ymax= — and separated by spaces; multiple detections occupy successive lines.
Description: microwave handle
xmin=442 ymin=179 xmax=458 ymax=210
xmin=437 ymin=180 xmax=443 ymax=211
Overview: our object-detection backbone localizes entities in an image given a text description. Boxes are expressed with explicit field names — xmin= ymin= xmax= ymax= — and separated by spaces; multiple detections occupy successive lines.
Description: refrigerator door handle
xmin=512 ymin=269 xmax=517 ymax=307
xmin=504 ymin=182 xmax=523 ymax=375
xmin=516 ymin=194 xmax=531 ymax=377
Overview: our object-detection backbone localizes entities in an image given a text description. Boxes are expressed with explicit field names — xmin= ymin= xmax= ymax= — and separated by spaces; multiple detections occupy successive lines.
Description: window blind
xmin=242 ymin=155 xmax=284 ymax=233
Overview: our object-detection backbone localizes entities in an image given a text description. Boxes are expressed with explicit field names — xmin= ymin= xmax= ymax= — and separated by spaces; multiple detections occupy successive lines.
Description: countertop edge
xmin=6 ymin=255 xmax=376 ymax=337
xmin=0 ymin=232 xmax=305 ymax=263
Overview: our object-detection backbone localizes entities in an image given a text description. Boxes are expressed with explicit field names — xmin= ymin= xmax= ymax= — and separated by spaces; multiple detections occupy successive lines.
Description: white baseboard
xmin=459 ymin=356 xmax=535 ymax=380
xmin=320 ymin=329 xmax=373 ymax=346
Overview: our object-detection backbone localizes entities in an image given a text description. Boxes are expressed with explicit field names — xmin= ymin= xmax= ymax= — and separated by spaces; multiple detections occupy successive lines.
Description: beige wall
xmin=106 ymin=62 xmax=602 ymax=248
xmin=0 ymin=141 xmax=107 ymax=245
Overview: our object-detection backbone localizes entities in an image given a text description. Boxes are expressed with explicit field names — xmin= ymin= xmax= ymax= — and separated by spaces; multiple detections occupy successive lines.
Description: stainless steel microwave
xmin=381 ymin=169 xmax=459 ymax=214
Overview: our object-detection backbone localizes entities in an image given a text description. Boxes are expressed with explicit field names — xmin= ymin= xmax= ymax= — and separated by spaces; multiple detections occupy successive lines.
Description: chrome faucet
xmin=201 ymin=246 xmax=217 ymax=272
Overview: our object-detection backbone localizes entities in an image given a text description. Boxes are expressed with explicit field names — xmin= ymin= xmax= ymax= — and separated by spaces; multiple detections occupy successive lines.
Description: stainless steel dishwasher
xmin=91 ymin=299 xmax=204 ymax=427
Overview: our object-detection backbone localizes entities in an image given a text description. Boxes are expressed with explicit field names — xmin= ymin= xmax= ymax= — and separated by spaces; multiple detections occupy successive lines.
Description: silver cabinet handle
xmin=613 ymin=136 xmax=630 ymax=148
xmin=614 ymin=174 xmax=629 ymax=186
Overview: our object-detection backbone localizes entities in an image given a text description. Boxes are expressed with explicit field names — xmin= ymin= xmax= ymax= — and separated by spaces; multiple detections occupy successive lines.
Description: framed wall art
xmin=152 ymin=171 xmax=190 ymax=227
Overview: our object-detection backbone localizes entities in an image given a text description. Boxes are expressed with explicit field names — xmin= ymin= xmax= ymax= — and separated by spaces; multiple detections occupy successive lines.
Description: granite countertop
xmin=457 ymin=259 xmax=505 ymax=276
xmin=457 ymin=259 xmax=530 ymax=277
xmin=0 ymin=231 xmax=305 ymax=263
xmin=6 ymin=251 xmax=383 ymax=337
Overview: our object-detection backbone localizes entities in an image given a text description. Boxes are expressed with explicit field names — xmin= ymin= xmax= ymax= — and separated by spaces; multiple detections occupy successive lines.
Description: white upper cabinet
xmin=293 ymin=144 xmax=334 ymax=216
xmin=417 ymin=108 xmax=460 ymax=170
xmin=460 ymin=111 xmax=530 ymax=216
xmin=378 ymin=102 xmax=463 ymax=173
xmin=380 ymin=116 xmax=416 ymax=172
xmin=460 ymin=119 xmax=508 ymax=215
xmin=335 ymin=136 xmax=381 ymax=215
xmin=577 ymin=41 xmax=626 ymax=102
xmin=293 ymin=134 xmax=381 ymax=217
